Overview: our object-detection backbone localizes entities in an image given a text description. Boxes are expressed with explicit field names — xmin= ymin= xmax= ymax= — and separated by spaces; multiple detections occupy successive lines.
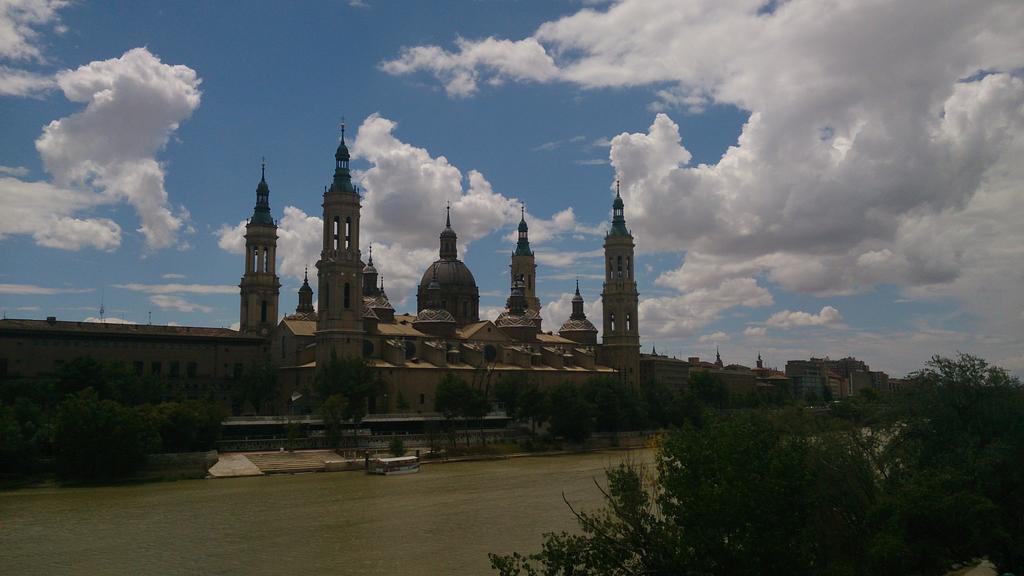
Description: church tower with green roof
xmin=600 ymin=181 xmax=640 ymax=385
xmin=239 ymin=161 xmax=281 ymax=335
xmin=316 ymin=124 xmax=365 ymax=363
xmin=510 ymin=206 xmax=541 ymax=317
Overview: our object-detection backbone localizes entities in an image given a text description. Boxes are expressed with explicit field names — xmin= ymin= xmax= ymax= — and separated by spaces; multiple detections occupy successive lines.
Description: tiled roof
xmin=0 ymin=318 xmax=263 ymax=341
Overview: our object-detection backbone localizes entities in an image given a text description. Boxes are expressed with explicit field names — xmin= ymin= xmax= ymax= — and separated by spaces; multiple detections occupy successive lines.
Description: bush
xmin=389 ymin=437 xmax=406 ymax=457
xmin=53 ymin=389 xmax=159 ymax=481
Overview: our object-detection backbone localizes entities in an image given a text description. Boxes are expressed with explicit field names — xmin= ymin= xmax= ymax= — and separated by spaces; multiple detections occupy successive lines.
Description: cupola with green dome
xmin=250 ymin=160 xmax=275 ymax=226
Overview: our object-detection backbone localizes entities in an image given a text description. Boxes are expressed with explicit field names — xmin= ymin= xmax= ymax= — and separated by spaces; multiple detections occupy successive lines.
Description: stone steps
xmin=246 ymin=452 xmax=330 ymax=474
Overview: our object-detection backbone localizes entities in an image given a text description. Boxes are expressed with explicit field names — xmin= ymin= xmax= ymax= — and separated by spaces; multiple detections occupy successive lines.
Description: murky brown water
xmin=1 ymin=450 xmax=653 ymax=575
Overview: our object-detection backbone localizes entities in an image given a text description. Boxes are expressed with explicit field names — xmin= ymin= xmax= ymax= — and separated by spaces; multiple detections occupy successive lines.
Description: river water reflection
xmin=1 ymin=449 xmax=653 ymax=575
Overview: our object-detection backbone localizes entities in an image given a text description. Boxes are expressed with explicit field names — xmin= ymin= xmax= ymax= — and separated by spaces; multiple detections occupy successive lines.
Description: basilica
xmin=0 ymin=129 xmax=642 ymax=416
xmin=245 ymin=129 xmax=642 ymax=411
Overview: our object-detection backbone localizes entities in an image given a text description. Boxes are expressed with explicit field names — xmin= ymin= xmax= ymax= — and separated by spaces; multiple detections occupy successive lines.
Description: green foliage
xmin=494 ymin=376 xmax=525 ymax=420
xmin=238 ymin=361 xmax=279 ymax=415
xmin=56 ymin=357 xmax=165 ymax=406
xmin=53 ymin=389 xmax=159 ymax=481
xmin=546 ymin=382 xmax=593 ymax=444
xmin=518 ymin=382 xmax=548 ymax=434
xmin=434 ymin=373 xmax=488 ymax=447
xmin=316 ymin=352 xmax=375 ymax=427
xmin=141 ymin=400 xmax=225 ymax=453
xmin=321 ymin=393 xmax=347 ymax=449
xmin=389 ymin=437 xmax=406 ymax=457
xmin=689 ymin=371 xmax=729 ymax=409
xmin=492 ymin=353 xmax=1024 ymax=575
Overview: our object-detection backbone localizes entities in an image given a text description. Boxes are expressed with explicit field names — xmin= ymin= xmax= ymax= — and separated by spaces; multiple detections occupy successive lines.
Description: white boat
xmin=367 ymin=455 xmax=420 ymax=475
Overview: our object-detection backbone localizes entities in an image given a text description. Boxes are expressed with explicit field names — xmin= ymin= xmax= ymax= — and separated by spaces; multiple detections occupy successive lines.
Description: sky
xmin=1 ymin=0 xmax=1022 ymax=377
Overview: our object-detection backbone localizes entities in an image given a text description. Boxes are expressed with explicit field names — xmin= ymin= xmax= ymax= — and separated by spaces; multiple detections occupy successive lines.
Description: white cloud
xmin=277 ymin=206 xmax=322 ymax=279
xmin=0 ymin=63 xmax=52 ymax=95
xmin=0 ymin=164 xmax=28 ymax=176
xmin=0 ymin=177 xmax=122 ymax=250
xmin=0 ymin=0 xmax=67 ymax=61
xmin=112 ymin=283 xmax=236 ymax=295
xmin=380 ymin=36 xmax=558 ymax=97
xmin=765 ymin=306 xmax=843 ymax=329
xmin=382 ymin=0 xmax=1024 ymax=357
xmin=82 ymin=316 xmax=135 ymax=325
xmin=639 ymin=277 xmax=773 ymax=340
xmin=0 ymin=282 xmax=92 ymax=295
xmin=161 ymin=273 xmax=186 ymax=280
xmin=743 ymin=325 xmax=767 ymax=337
xmin=699 ymin=331 xmax=730 ymax=343
xmin=34 ymin=47 xmax=201 ymax=249
xmin=149 ymin=294 xmax=213 ymax=314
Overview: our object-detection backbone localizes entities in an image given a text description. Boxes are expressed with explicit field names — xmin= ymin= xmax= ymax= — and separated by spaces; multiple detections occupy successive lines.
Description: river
xmin=1 ymin=449 xmax=653 ymax=575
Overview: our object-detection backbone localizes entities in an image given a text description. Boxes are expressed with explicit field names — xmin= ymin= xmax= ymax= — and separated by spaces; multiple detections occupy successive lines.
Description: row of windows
xmin=14 ymin=339 xmax=240 ymax=351
xmin=608 ymin=312 xmax=633 ymax=332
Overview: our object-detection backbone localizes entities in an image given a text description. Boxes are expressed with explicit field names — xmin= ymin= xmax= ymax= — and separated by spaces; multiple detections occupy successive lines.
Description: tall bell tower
xmin=510 ymin=206 xmax=541 ymax=314
xmin=239 ymin=161 xmax=281 ymax=335
xmin=600 ymin=181 xmax=640 ymax=385
xmin=315 ymin=123 xmax=364 ymax=364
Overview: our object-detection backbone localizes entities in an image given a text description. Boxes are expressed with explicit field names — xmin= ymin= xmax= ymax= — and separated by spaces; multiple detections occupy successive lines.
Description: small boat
xmin=367 ymin=455 xmax=420 ymax=475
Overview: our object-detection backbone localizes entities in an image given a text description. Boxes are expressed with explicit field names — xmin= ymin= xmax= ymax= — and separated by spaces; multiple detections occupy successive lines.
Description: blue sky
xmin=1 ymin=0 xmax=1022 ymax=376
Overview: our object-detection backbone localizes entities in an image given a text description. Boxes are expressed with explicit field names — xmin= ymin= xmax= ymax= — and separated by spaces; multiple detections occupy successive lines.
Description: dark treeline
xmin=0 ymin=356 xmax=237 ymax=482
xmin=490 ymin=354 xmax=1024 ymax=575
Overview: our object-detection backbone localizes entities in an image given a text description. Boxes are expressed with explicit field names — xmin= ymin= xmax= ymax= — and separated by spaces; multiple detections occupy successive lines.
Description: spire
xmin=515 ymin=203 xmax=533 ymax=256
xmin=363 ymin=246 xmax=379 ymax=294
xmin=439 ymin=204 xmax=458 ymax=260
xmin=609 ymin=178 xmax=629 ymax=236
xmin=570 ymin=280 xmax=586 ymax=320
xmin=652 ymin=344 xmax=657 ymax=356
xmin=296 ymin=266 xmax=314 ymax=314
xmin=330 ymin=119 xmax=356 ymax=195
xmin=715 ymin=346 xmax=723 ymax=368
xmin=250 ymin=158 xmax=274 ymax=226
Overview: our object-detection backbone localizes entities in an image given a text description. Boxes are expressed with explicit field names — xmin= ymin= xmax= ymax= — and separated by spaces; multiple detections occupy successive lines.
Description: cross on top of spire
xmin=261 ymin=156 xmax=266 ymax=179
xmin=340 ymin=117 xmax=346 ymax=142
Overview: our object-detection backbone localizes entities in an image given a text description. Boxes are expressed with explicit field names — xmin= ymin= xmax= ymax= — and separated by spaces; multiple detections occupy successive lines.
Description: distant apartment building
xmin=786 ymin=356 xmax=891 ymax=399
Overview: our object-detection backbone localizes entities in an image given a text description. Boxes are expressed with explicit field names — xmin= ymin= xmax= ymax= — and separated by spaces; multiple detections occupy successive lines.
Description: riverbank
xmin=208 ymin=434 xmax=656 ymax=478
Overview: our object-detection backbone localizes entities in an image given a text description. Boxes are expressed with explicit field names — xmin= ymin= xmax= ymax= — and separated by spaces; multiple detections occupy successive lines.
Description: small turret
xmin=296 ymin=267 xmax=314 ymax=314
xmin=559 ymin=279 xmax=598 ymax=345
xmin=439 ymin=204 xmax=458 ymax=260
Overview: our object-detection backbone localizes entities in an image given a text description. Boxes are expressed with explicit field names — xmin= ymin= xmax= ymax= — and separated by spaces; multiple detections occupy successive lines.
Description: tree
xmin=238 ymin=361 xmax=279 ymax=415
xmin=518 ymin=382 xmax=547 ymax=435
xmin=141 ymin=400 xmax=226 ymax=453
xmin=53 ymin=389 xmax=159 ymax=481
xmin=494 ymin=376 xmax=524 ymax=421
xmin=689 ymin=371 xmax=729 ymax=409
xmin=389 ymin=437 xmax=406 ymax=457
xmin=315 ymin=352 xmax=376 ymax=446
xmin=868 ymin=353 xmax=1024 ymax=574
xmin=435 ymin=373 xmax=472 ymax=448
xmin=546 ymin=382 xmax=593 ymax=444
xmin=491 ymin=354 xmax=1024 ymax=576
xmin=491 ymin=412 xmax=873 ymax=575
xmin=321 ymin=393 xmax=347 ymax=449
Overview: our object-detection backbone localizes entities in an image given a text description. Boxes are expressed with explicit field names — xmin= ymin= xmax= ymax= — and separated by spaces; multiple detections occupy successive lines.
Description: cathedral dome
xmin=419 ymin=260 xmax=478 ymax=292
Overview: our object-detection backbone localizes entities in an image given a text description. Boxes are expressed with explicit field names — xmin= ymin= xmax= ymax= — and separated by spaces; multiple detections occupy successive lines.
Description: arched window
xmin=263 ymin=247 xmax=269 ymax=273
xmin=323 ymin=283 xmax=330 ymax=312
xmin=345 ymin=217 xmax=352 ymax=249
xmin=343 ymin=283 xmax=351 ymax=309
xmin=260 ymin=300 xmax=267 ymax=323
xmin=332 ymin=217 xmax=340 ymax=250
xmin=610 ymin=313 xmax=616 ymax=332
xmin=626 ymin=313 xmax=631 ymax=332
xmin=625 ymin=256 xmax=631 ymax=279
xmin=617 ymin=256 xmax=623 ymax=278
xmin=252 ymin=247 xmax=259 ymax=272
